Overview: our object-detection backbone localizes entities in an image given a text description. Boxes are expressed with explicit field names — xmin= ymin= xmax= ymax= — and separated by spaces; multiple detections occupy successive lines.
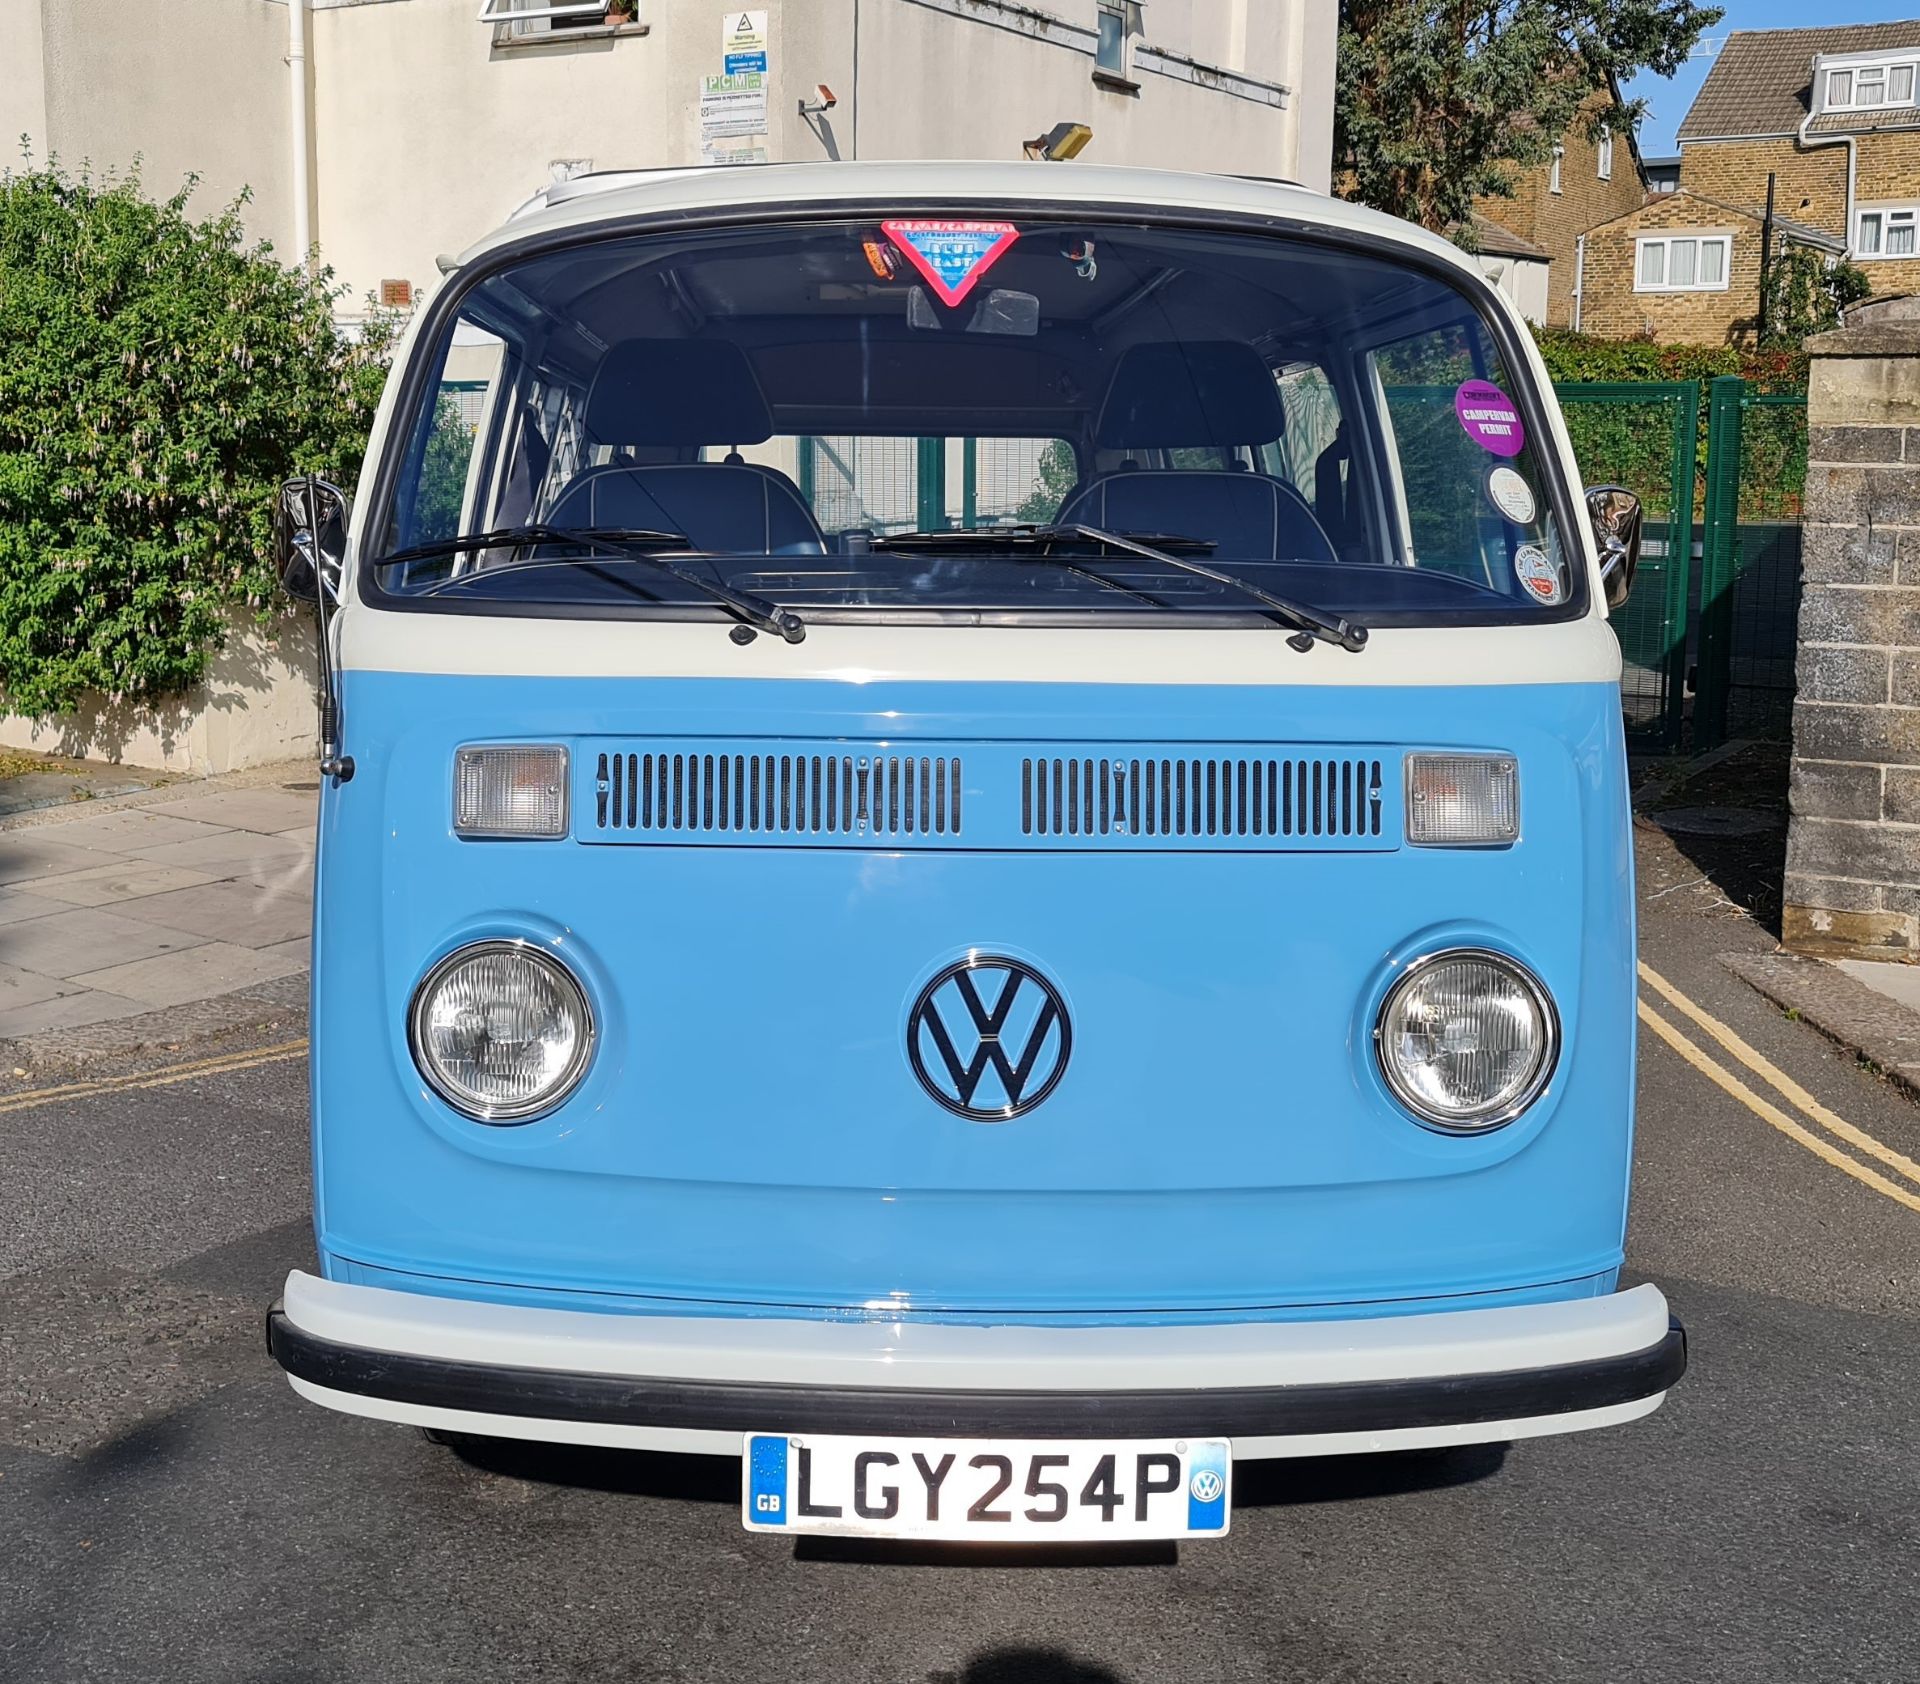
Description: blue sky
xmin=1626 ymin=2 xmax=1920 ymax=155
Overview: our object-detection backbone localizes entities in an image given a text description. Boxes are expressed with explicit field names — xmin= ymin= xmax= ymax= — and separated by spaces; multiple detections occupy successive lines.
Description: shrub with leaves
xmin=0 ymin=162 xmax=394 ymax=715
xmin=1762 ymin=247 xmax=1871 ymax=349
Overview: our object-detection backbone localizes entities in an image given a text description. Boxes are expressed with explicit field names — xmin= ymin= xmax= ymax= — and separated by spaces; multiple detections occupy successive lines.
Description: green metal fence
xmin=1554 ymin=381 xmax=1701 ymax=749
xmin=1700 ymin=384 xmax=1808 ymax=746
xmin=1555 ymin=375 xmax=1808 ymax=753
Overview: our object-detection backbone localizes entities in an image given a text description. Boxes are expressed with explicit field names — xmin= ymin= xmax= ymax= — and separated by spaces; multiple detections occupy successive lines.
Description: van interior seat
xmin=547 ymin=339 xmax=827 ymax=557
xmin=1056 ymin=340 xmax=1338 ymax=565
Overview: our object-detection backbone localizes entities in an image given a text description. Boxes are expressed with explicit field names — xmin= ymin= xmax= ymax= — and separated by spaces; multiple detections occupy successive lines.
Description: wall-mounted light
xmin=1023 ymin=121 xmax=1093 ymax=161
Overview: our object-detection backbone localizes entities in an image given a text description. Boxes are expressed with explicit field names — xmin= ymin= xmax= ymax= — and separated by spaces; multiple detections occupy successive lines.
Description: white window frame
xmin=1550 ymin=144 xmax=1563 ymax=195
xmin=1821 ymin=54 xmax=1920 ymax=111
xmin=476 ymin=1 xmax=611 ymax=23
xmin=1094 ymin=1 xmax=1142 ymax=84
xmin=1597 ymin=128 xmax=1613 ymax=182
xmin=1857 ymin=205 xmax=1920 ymax=258
xmin=1634 ymin=234 xmax=1732 ymax=293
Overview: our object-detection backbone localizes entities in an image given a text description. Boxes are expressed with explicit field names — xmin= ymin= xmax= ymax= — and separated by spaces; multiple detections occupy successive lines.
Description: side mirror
xmin=273 ymin=476 xmax=351 ymax=603
xmin=1585 ymin=484 xmax=1643 ymax=611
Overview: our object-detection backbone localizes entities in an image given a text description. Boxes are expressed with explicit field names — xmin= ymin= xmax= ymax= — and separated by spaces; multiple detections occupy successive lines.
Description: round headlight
xmin=409 ymin=940 xmax=594 ymax=1122
xmin=1376 ymin=950 xmax=1557 ymax=1131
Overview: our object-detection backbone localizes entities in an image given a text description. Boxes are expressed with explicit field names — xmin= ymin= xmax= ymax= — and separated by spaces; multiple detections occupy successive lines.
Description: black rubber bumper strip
xmin=266 ymin=1305 xmax=1686 ymax=1439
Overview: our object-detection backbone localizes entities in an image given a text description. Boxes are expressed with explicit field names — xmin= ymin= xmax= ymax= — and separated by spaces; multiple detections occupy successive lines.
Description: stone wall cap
xmin=1807 ymin=321 xmax=1920 ymax=356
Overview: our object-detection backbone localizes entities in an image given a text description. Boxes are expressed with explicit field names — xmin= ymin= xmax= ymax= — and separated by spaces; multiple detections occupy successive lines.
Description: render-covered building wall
xmin=4 ymin=0 xmax=1333 ymax=307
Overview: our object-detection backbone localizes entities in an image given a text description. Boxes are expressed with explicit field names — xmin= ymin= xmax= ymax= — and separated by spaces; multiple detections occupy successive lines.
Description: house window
xmin=1094 ymin=2 xmax=1141 ymax=84
xmin=476 ymin=0 xmax=611 ymax=22
xmin=1550 ymin=145 xmax=1563 ymax=195
xmin=1858 ymin=207 xmax=1920 ymax=257
xmin=1597 ymin=128 xmax=1613 ymax=181
xmin=1635 ymin=235 xmax=1731 ymax=292
xmin=1824 ymin=59 xmax=1920 ymax=109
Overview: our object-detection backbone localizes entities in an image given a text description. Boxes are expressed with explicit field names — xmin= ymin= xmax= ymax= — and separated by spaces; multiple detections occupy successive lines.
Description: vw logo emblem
xmin=1188 ymin=1469 xmax=1225 ymax=1504
xmin=907 ymin=954 xmax=1071 ymax=1120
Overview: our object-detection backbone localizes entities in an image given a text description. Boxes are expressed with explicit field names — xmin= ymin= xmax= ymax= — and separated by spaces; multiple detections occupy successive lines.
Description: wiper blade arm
xmin=371 ymin=525 xmax=805 ymax=644
xmin=1033 ymin=524 xmax=1368 ymax=653
xmin=371 ymin=525 xmax=685 ymax=568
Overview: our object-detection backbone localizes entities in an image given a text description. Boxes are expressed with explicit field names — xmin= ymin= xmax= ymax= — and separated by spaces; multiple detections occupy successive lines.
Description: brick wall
xmin=1679 ymin=136 xmax=1847 ymax=235
xmin=1850 ymin=131 xmax=1920 ymax=296
xmin=1579 ymin=191 xmax=1761 ymax=343
xmin=1785 ymin=299 xmax=1920 ymax=959
xmin=1476 ymin=101 xmax=1644 ymax=327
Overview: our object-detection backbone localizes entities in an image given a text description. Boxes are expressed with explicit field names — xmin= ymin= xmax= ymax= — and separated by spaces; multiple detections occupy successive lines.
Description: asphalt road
xmin=2 ymin=819 xmax=1915 ymax=1684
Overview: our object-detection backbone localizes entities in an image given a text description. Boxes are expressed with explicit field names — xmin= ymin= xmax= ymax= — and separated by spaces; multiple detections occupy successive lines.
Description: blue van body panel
xmin=311 ymin=670 xmax=1635 ymax=1321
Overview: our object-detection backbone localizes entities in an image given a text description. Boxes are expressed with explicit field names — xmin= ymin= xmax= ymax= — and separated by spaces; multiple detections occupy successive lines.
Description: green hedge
xmin=1531 ymin=328 xmax=1807 ymax=395
xmin=0 ymin=164 xmax=393 ymax=716
xmin=1535 ymin=329 xmax=1808 ymax=521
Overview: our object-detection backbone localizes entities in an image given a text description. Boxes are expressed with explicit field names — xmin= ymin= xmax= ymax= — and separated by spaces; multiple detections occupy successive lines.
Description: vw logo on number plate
xmin=907 ymin=955 xmax=1072 ymax=1120
xmin=1189 ymin=1468 xmax=1226 ymax=1504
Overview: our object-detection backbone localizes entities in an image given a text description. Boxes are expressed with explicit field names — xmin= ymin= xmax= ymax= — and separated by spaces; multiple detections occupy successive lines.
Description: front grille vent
xmin=595 ymin=751 xmax=963 ymax=837
xmin=1021 ymin=756 xmax=1384 ymax=840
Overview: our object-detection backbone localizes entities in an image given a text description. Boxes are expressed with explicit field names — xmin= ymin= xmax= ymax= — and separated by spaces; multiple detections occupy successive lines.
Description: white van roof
xmin=459 ymin=159 xmax=1476 ymax=283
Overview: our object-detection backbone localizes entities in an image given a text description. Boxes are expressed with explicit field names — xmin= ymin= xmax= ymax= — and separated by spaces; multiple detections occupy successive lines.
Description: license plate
xmin=742 ymin=1433 xmax=1231 ymax=1541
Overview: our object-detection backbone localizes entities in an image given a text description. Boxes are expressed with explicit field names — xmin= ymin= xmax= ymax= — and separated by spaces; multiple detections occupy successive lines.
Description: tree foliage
xmin=0 ymin=161 xmax=394 ymax=715
xmin=1335 ymin=2 xmax=1723 ymax=237
xmin=1762 ymin=246 xmax=1872 ymax=348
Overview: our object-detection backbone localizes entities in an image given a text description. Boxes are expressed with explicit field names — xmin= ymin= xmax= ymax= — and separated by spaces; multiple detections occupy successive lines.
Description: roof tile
xmin=1678 ymin=24 xmax=1920 ymax=141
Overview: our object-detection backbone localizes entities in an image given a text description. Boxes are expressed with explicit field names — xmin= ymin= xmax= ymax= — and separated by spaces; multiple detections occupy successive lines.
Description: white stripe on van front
xmin=337 ymin=608 xmax=1624 ymax=688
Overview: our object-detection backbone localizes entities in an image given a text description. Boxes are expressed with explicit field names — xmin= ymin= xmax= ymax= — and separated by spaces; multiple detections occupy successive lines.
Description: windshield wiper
xmin=370 ymin=525 xmax=806 ymax=644
xmin=872 ymin=525 xmax=1218 ymax=555
xmin=874 ymin=523 xmax=1366 ymax=652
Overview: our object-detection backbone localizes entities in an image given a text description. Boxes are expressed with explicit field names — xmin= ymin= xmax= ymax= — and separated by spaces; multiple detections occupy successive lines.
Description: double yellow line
xmin=1638 ymin=962 xmax=1920 ymax=1214
xmin=0 ymin=1037 xmax=308 ymax=1116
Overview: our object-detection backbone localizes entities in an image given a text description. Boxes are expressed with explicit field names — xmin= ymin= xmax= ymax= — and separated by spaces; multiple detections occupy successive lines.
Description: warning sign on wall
xmin=722 ymin=11 xmax=768 ymax=53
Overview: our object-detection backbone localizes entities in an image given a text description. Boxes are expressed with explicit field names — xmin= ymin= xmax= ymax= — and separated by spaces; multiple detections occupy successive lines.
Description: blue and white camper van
xmin=267 ymin=162 xmax=1684 ymax=1543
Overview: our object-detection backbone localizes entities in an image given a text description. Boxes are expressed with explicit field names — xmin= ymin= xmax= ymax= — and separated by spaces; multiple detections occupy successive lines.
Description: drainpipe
xmin=288 ymin=0 xmax=312 ymax=271
xmin=1797 ymin=98 xmax=1856 ymax=259
xmin=1573 ymin=234 xmax=1586 ymax=333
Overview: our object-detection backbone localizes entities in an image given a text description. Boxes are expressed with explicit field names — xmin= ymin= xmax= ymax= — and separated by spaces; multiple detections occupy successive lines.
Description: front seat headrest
xmin=1096 ymin=341 xmax=1286 ymax=450
xmin=585 ymin=339 xmax=775 ymax=446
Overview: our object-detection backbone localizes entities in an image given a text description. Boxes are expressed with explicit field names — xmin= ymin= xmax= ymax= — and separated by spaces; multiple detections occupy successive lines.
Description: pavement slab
xmin=0 ymin=989 xmax=147 ymax=1039
xmin=0 ymin=960 xmax=85 ymax=1012
xmin=110 ymin=878 xmax=313 ymax=949
xmin=130 ymin=829 xmax=312 ymax=876
xmin=146 ymin=788 xmax=321 ymax=835
xmin=45 ymin=810 xmax=231 ymax=853
xmin=0 ymin=762 xmax=318 ymax=1065
xmin=69 ymin=941 xmax=308 ymax=1010
xmin=0 ymin=906 xmax=209 ymax=979
xmin=0 ymin=835 xmax=128 ymax=886
xmin=27 ymin=861 xmax=218 ymax=908
xmin=0 ymin=888 xmax=70 ymax=927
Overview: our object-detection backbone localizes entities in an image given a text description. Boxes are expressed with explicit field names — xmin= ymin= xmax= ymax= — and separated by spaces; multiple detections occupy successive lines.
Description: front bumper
xmin=267 ymin=1271 xmax=1685 ymax=1459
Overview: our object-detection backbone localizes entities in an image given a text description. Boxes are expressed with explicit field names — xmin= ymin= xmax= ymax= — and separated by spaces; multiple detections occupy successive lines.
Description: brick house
xmin=1578 ymin=24 xmax=1920 ymax=343
xmin=1577 ymin=187 xmax=1844 ymax=342
xmin=1475 ymin=89 xmax=1647 ymax=326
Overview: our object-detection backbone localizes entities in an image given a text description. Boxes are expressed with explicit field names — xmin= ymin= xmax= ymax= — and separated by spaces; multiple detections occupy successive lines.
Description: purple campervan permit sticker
xmin=1454 ymin=380 xmax=1526 ymax=458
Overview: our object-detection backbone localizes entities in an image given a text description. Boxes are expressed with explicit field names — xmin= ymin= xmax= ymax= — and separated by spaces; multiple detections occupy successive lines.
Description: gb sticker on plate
xmin=1513 ymin=543 xmax=1564 ymax=605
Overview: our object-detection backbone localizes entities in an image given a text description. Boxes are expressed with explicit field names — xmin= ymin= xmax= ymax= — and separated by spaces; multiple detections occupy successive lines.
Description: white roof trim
xmin=464 ymin=160 xmax=1472 ymax=282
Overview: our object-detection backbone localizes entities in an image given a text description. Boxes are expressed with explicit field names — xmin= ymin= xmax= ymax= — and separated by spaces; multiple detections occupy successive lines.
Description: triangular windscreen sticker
xmin=881 ymin=220 xmax=1020 ymax=308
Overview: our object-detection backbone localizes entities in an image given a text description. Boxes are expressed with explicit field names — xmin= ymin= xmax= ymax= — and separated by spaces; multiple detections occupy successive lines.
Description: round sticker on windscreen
xmin=1513 ymin=543 xmax=1564 ymax=605
xmin=1486 ymin=465 xmax=1537 ymax=524
xmin=1455 ymin=380 xmax=1526 ymax=457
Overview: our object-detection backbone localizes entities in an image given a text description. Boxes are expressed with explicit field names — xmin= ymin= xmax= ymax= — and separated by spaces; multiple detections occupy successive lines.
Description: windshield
xmin=370 ymin=216 xmax=1577 ymax=626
